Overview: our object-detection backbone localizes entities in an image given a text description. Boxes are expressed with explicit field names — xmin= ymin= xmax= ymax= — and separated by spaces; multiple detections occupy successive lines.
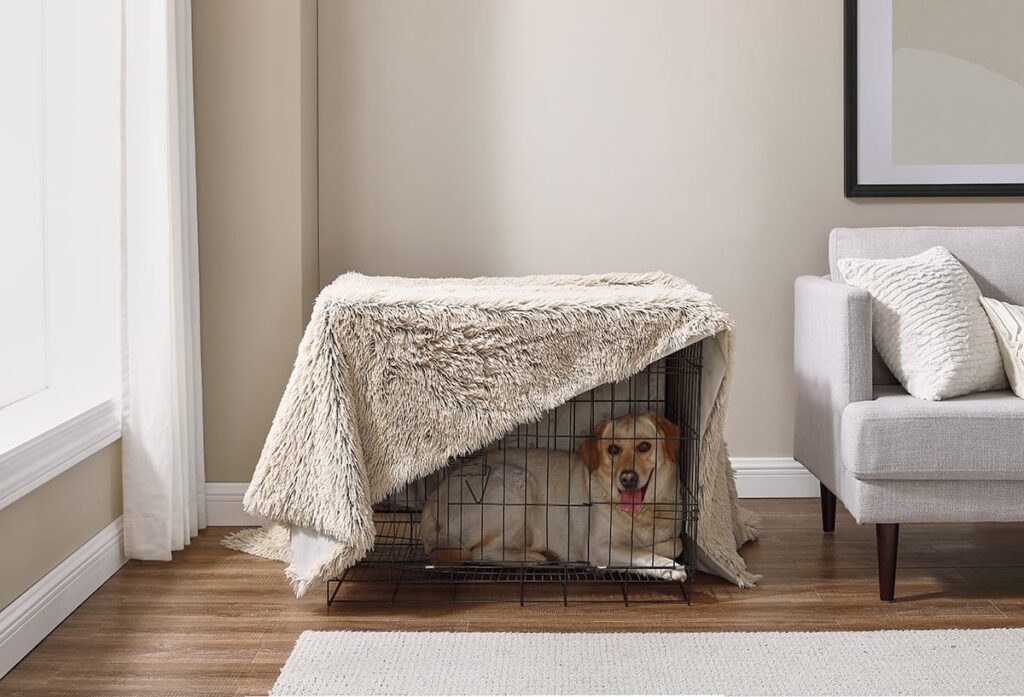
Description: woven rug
xmin=271 ymin=629 xmax=1024 ymax=695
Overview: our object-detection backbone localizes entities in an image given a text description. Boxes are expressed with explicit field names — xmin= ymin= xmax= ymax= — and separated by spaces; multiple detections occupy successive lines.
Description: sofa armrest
xmin=793 ymin=275 xmax=874 ymax=494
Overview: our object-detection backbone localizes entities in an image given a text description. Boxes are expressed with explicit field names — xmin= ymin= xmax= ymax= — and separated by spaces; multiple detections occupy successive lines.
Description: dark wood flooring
xmin=4 ymin=498 xmax=1024 ymax=696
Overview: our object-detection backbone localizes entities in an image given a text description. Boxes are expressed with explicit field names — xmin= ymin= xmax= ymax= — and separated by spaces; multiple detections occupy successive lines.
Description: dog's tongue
xmin=619 ymin=489 xmax=644 ymax=513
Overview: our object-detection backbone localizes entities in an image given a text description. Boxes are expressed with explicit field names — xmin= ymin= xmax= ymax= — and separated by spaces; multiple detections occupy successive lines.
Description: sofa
xmin=794 ymin=226 xmax=1024 ymax=601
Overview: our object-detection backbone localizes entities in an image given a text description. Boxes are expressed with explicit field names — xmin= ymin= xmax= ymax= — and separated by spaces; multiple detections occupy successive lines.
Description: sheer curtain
xmin=122 ymin=0 xmax=206 ymax=559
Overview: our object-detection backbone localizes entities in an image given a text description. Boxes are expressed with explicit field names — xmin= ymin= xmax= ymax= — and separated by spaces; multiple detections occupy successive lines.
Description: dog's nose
xmin=619 ymin=470 xmax=639 ymax=489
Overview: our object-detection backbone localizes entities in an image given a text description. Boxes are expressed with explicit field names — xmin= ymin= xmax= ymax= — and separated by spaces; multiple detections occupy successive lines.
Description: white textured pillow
xmin=981 ymin=296 xmax=1024 ymax=399
xmin=837 ymin=246 xmax=1007 ymax=401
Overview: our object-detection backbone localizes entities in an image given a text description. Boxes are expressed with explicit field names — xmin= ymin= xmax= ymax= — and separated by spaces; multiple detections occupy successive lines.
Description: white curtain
xmin=122 ymin=0 xmax=206 ymax=560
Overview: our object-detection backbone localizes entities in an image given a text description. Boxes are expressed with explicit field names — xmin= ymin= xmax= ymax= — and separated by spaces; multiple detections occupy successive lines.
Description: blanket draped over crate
xmin=226 ymin=272 xmax=761 ymax=597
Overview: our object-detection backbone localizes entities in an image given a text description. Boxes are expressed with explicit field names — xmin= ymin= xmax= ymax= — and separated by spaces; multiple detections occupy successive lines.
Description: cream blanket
xmin=227 ymin=272 xmax=761 ymax=596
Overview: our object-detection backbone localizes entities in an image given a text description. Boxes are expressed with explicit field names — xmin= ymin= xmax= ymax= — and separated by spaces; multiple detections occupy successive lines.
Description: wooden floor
xmin=5 ymin=498 xmax=1024 ymax=695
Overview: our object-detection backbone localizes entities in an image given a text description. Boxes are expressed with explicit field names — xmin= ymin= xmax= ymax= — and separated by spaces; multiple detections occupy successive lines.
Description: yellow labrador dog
xmin=421 ymin=412 xmax=686 ymax=581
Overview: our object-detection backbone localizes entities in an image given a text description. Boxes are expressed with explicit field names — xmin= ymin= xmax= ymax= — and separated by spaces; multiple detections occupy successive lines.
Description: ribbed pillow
xmin=837 ymin=246 xmax=1007 ymax=401
xmin=981 ymin=296 xmax=1024 ymax=399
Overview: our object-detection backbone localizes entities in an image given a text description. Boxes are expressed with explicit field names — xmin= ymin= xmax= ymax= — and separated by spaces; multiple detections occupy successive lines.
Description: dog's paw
xmin=658 ymin=564 xmax=687 ymax=582
xmin=632 ymin=561 xmax=687 ymax=582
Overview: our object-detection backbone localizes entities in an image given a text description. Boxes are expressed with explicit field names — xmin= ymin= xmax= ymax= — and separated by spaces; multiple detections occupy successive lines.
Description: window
xmin=0 ymin=3 xmax=47 ymax=408
xmin=0 ymin=0 xmax=122 ymax=509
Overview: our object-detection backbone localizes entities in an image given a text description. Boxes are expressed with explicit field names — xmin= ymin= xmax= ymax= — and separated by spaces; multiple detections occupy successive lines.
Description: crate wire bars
xmin=327 ymin=341 xmax=703 ymax=607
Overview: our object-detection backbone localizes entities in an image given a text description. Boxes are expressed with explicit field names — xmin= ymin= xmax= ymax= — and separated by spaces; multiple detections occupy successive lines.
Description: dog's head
xmin=579 ymin=412 xmax=680 ymax=514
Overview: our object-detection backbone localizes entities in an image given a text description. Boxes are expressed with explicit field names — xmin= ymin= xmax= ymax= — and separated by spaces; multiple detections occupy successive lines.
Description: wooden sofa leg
xmin=820 ymin=484 xmax=836 ymax=533
xmin=876 ymin=523 xmax=899 ymax=602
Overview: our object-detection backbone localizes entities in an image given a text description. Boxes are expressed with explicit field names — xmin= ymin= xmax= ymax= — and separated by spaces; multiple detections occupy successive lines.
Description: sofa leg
xmin=876 ymin=523 xmax=899 ymax=602
xmin=820 ymin=484 xmax=836 ymax=533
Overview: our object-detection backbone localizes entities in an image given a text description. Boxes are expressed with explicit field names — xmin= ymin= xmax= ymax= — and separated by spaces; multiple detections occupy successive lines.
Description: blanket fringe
xmin=222 ymin=525 xmax=290 ymax=562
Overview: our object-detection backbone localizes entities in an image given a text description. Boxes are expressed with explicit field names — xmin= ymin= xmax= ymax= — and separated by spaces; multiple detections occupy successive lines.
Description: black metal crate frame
xmin=328 ymin=341 xmax=703 ymax=607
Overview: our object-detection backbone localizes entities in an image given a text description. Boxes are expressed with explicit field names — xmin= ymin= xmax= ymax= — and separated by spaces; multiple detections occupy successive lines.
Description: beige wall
xmin=193 ymin=0 xmax=318 ymax=482
xmin=317 ymin=0 xmax=1024 ymax=458
xmin=0 ymin=442 xmax=122 ymax=611
xmin=193 ymin=0 xmax=1024 ymax=482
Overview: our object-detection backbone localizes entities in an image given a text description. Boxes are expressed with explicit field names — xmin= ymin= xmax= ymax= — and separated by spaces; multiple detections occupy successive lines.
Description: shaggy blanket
xmin=226 ymin=272 xmax=761 ymax=596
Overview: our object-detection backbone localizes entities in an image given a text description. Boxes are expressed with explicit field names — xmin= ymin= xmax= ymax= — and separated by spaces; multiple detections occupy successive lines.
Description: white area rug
xmin=271 ymin=629 xmax=1024 ymax=695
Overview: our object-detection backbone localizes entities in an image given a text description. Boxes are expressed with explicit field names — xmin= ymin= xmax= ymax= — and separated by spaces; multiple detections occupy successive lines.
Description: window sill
xmin=0 ymin=390 xmax=120 ymax=511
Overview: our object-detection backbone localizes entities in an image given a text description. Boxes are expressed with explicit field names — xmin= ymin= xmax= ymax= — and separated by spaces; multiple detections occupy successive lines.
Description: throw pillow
xmin=837 ymin=246 xmax=1007 ymax=401
xmin=981 ymin=296 xmax=1024 ymax=399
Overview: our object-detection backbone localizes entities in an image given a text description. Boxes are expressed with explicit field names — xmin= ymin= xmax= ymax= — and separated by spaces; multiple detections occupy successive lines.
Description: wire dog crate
xmin=328 ymin=341 xmax=703 ymax=607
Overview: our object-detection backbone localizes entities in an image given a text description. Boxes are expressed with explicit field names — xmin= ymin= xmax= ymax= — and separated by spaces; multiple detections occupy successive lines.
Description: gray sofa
xmin=794 ymin=226 xmax=1024 ymax=601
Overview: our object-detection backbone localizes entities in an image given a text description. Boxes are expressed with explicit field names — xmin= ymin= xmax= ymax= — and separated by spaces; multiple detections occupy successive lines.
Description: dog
xmin=420 ymin=412 xmax=687 ymax=581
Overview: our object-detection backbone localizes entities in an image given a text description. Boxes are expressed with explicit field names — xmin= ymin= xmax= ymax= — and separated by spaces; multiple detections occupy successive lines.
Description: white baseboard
xmin=206 ymin=482 xmax=261 ymax=526
xmin=731 ymin=457 xmax=819 ymax=498
xmin=0 ymin=516 xmax=126 ymax=678
xmin=204 ymin=460 xmax=817 ymax=528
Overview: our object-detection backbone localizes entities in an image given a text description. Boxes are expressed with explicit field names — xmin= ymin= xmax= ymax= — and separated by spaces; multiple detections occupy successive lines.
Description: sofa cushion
xmin=831 ymin=227 xmax=1024 ymax=385
xmin=842 ymin=385 xmax=1024 ymax=481
xmin=830 ymin=227 xmax=1024 ymax=306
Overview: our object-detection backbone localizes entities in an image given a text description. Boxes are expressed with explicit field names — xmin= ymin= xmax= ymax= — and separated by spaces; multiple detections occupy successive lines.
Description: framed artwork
xmin=845 ymin=0 xmax=1024 ymax=197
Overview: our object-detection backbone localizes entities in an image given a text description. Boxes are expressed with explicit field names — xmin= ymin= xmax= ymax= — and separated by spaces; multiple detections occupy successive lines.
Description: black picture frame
xmin=844 ymin=0 xmax=1024 ymax=198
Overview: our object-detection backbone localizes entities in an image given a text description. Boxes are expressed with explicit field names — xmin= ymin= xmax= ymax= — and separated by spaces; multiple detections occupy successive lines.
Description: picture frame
xmin=844 ymin=0 xmax=1024 ymax=197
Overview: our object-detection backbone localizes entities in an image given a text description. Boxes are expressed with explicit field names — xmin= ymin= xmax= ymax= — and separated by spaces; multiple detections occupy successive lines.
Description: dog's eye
xmin=607 ymin=444 xmax=621 ymax=455
xmin=637 ymin=441 xmax=651 ymax=453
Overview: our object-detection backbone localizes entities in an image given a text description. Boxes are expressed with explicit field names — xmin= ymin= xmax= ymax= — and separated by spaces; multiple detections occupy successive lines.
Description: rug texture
xmin=226 ymin=272 xmax=760 ymax=596
xmin=271 ymin=629 xmax=1024 ymax=696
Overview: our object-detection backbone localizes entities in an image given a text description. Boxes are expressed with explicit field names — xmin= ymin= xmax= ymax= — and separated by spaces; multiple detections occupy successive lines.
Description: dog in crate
xmin=420 ymin=412 xmax=687 ymax=581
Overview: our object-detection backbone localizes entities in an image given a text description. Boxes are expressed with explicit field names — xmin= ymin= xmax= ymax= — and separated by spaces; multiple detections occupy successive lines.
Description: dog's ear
xmin=653 ymin=413 xmax=681 ymax=465
xmin=579 ymin=419 xmax=609 ymax=472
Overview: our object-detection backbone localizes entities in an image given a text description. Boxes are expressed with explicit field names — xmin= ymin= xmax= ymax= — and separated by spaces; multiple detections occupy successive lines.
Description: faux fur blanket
xmin=227 ymin=272 xmax=761 ymax=596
